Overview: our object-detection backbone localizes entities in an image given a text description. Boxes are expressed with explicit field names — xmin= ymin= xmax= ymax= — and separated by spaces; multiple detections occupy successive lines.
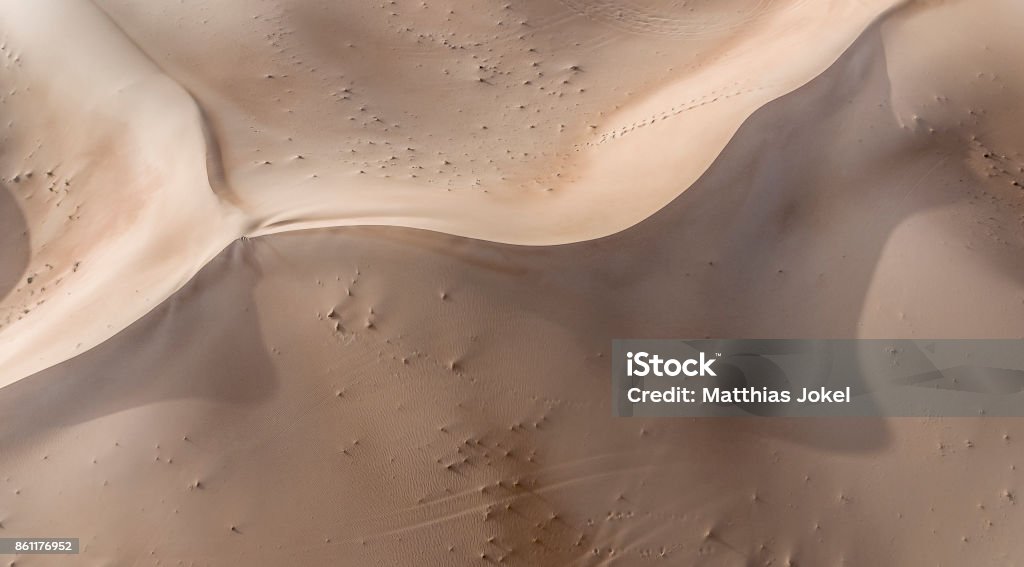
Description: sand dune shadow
xmin=0 ymin=240 xmax=278 ymax=448
xmin=0 ymin=184 xmax=30 ymax=303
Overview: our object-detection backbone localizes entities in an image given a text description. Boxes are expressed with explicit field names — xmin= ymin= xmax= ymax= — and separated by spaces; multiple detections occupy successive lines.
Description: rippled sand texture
xmin=3 ymin=0 xmax=1024 ymax=565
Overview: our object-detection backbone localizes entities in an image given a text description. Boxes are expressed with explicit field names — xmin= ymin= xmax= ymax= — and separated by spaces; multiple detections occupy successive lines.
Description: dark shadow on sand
xmin=0 ymin=240 xmax=278 ymax=448
xmin=0 ymin=184 xmax=30 ymax=303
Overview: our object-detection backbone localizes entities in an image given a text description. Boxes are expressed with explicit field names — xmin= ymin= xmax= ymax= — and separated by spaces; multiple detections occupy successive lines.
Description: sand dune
xmin=0 ymin=0 xmax=245 ymax=384
xmin=0 ymin=0 xmax=899 ymax=385
xmin=92 ymin=0 xmax=900 ymax=242
xmin=2 ymin=0 xmax=1024 ymax=564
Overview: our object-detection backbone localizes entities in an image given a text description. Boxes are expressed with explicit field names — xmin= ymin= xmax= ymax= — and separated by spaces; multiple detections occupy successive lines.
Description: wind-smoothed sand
xmin=3 ymin=0 xmax=1024 ymax=565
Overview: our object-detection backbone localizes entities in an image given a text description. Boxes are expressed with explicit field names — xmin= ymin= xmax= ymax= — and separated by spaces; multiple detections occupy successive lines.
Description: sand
xmin=0 ymin=0 xmax=899 ymax=384
xmin=2 ymin=0 xmax=1024 ymax=564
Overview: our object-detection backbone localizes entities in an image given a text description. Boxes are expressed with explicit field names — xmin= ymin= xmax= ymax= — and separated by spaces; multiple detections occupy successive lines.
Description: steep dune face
xmin=2 ymin=1 xmax=1024 ymax=565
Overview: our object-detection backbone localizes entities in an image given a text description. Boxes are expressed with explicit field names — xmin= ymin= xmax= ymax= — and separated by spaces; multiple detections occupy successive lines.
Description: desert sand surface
xmin=3 ymin=0 xmax=1024 ymax=565
xmin=0 ymin=0 xmax=901 ymax=384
